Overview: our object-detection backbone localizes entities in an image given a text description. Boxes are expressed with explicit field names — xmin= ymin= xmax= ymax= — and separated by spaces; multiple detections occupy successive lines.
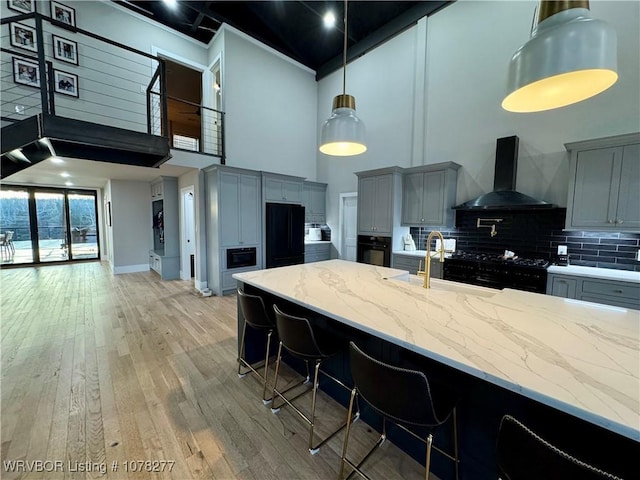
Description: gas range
xmin=443 ymin=251 xmax=550 ymax=293
xmin=448 ymin=251 xmax=550 ymax=269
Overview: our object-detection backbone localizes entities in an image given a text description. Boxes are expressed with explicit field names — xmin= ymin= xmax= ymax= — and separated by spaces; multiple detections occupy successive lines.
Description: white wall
xmin=223 ymin=29 xmax=318 ymax=179
xmin=108 ymin=179 xmax=151 ymax=273
xmin=317 ymin=0 xmax=640 ymax=250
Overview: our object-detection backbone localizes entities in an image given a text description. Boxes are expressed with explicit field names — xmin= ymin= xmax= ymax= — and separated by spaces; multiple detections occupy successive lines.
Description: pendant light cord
xmin=342 ymin=0 xmax=347 ymax=95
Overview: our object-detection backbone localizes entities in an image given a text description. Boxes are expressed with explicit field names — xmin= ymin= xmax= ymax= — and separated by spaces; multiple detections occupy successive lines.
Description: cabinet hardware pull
xmin=614 ymin=289 xmax=623 ymax=293
xmin=608 ymin=219 xmax=614 ymax=224
xmin=618 ymin=219 xmax=624 ymax=224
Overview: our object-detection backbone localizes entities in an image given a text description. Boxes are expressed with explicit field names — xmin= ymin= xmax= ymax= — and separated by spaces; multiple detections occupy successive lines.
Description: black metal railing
xmin=1 ymin=10 xmax=225 ymax=160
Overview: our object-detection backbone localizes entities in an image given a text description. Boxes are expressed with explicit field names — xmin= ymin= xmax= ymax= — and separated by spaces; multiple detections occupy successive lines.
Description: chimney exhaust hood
xmin=454 ymin=136 xmax=556 ymax=210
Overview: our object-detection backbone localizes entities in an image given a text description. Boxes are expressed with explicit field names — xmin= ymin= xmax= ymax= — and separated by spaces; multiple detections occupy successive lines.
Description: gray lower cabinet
xmin=302 ymin=181 xmax=327 ymax=223
xmin=546 ymin=273 xmax=640 ymax=309
xmin=401 ymin=162 xmax=461 ymax=227
xmin=305 ymin=243 xmax=331 ymax=263
xmin=565 ymin=133 xmax=640 ymax=231
xmin=392 ymin=253 xmax=443 ymax=278
xmin=149 ymin=176 xmax=179 ymax=280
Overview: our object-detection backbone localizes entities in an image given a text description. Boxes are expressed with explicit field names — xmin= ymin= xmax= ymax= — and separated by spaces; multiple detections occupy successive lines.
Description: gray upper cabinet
xmin=263 ymin=173 xmax=303 ymax=204
xmin=356 ymin=167 xmax=407 ymax=242
xmin=565 ymin=133 xmax=640 ymax=231
xmin=220 ymin=171 xmax=261 ymax=246
xmin=357 ymin=173 xmax=393 ymax=235
xmin=401 ymin=162 xmax=461 ymax=227
xmin=302 ymin=181 xmax=327 ymax=223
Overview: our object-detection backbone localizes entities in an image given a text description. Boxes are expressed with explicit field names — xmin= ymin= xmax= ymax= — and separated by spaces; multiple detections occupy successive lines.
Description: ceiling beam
xmin=190 ymin=1 xmax=212 ymax=33
xmin=316 ymin=1 xmax=451 ymax=80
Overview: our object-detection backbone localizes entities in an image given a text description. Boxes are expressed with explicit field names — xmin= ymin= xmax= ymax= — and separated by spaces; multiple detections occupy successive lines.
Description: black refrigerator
xmin=265 ymin=203 xmax=305 ymax=268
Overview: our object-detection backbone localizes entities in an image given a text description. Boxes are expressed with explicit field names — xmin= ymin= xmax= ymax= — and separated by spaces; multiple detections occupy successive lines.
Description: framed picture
xmin=50 ymin=1 xmax=75 ymax=27
xmin=12 ymin=56 xmax=40 ymax=88
xmin=53 ymin=69 xmax=79 ymax=97
xmin=9 ymin=22 xmax=37 ymax=53
xmin=52 ymin=34 xmax=78 ymax=65
xmin=7 ymin=0 xmax=35 ymax=14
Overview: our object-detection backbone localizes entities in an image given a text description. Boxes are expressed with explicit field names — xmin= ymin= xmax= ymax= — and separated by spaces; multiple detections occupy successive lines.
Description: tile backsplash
xmin=411 ymin=208 xmax=640 ymax=272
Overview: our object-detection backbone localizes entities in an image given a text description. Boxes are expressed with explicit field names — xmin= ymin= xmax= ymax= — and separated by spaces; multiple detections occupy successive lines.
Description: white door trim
xmin=338 ymin=192 xmax=357 ymax=260
xmin=180 ymin=185 xmax=195 ymax=281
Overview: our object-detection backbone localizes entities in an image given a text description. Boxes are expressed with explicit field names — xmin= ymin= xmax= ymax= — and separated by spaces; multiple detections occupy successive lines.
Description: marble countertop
xmin=548 ymin=265 xmax=640 ymax=283
xmin=234 ymin=259 xmax=639 ymax=441
xmin=304 ymin=240 xmax=331 ymax=245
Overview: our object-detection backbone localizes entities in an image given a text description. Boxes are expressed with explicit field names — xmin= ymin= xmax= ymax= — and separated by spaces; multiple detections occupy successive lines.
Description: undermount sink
xmin=403 ymin=275 xmax=499 ymax=297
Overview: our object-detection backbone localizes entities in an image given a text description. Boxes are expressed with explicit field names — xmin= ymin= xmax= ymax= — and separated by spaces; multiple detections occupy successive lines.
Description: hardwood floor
xmin=1 ymin=262 xmax=431 ymax=479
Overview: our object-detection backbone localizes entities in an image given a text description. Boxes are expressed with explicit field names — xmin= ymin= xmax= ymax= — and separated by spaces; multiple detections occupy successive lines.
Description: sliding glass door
xmin=35 ymin=191 xmax=69 ymax=262
xmin=0 ymin=188 xmax=33 ymax=265
xmin=0 ymin=186 xmax=99 ymax=266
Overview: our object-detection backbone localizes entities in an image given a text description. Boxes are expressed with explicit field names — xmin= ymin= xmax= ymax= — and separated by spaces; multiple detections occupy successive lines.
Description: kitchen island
xmin=234 ymin=260 xmax=639 ymax=478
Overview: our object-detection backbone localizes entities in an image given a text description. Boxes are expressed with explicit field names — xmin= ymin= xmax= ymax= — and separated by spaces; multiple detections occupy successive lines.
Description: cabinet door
xmin=402 ymin=173 xmax=423 ymax=224
xmin=420 ymin=171 xmax=446 ymax=225
xmin=310 ymin=185 xmax=326 ymax=216
xmin=264 ymin=178 xmax=283 ymax=202
xmin=548 ymin=275 xmax=578 ymax=298
xmin=358 ymin=177 xmax=377 ymax=233
xmin=282 ymin=181 xmax=302 ymax=203
xmin=616 ymin=144 xmax=640 ymax=229
xmin=239 ymin=174 xmax=260 ymax=245
xmin=570 ymin=147 xmax=621 ymax=228
xmin=219 ymin=172 xmax=241 ymax=246
xmin=373 ymin=174 xmax=393 ymax=234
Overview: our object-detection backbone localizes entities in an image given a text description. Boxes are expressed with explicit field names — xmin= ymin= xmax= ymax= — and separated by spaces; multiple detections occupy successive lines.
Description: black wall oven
xmin=357 ymin=235 xmax=392 ymax=267
xmin=227 ymin=247 xmax=257 ymax=269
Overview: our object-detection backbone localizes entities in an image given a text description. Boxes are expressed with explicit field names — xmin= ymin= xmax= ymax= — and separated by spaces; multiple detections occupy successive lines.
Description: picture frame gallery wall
xmin=7 ymin=0 xmax=80 ymax=98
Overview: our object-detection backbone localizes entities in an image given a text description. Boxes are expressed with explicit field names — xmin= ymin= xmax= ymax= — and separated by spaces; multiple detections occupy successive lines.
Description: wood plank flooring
xmin=1 ymin=262 xmax=432 ymax=479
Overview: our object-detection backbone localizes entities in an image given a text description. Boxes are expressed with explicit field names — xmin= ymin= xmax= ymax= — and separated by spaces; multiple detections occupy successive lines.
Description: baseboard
xmin=113 ymin=264 xmax=150 ymax=275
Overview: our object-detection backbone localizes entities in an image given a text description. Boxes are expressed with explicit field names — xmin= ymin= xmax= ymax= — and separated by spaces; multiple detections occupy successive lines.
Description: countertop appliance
xmin=357 ymin=235 xmax=392 ymax=267
xmin=403 ymin=234 xmax=416 ymax=251
xmin=266 ymin=203 xmax=305 ymax=268
xmin=308 ymin=227 xmax=322 ymax=241
xmin=443 ymin=251 xmax=550 ymax=293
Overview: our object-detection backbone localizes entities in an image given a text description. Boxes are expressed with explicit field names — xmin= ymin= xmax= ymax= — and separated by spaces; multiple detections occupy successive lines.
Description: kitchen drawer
xmin=548 ymin=275 xmax=578 ymax=299
xmin=581 ymin=279 xmax=640 ymax=303
xmin=580 ymin=295 xmax=640 ymax=310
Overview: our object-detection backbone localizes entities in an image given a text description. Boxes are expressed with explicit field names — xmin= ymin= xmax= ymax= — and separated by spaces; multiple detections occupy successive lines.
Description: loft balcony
xmin=1 ymin=11 xmax=225 ymax=179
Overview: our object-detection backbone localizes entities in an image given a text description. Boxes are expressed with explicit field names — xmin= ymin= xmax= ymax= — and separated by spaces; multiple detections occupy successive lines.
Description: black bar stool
xmin=496 ymin=415 xmax=623 ymax=480
xmin=271 ymin=304 xmax=358 ymax=454
xmin=340 ymin=341 xmax=460 ymax=480
xmin=237 ymin=288 xmax=276 ymax=405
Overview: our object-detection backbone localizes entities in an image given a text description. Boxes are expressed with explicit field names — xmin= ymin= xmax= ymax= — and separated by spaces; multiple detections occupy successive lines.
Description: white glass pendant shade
xmin=319 ymin=94 xmax=367 ymax=156
xmin=502 ymin=6 xmax=617 ymax=113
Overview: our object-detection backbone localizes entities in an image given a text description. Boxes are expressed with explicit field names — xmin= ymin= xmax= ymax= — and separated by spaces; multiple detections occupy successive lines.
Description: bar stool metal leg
xmin=237 ymin=319 xmax=274 ymax=405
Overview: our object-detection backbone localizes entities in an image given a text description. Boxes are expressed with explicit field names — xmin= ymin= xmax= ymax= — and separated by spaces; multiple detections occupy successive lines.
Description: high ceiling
xmin=115 ymin=1 xmax=452 ymax=78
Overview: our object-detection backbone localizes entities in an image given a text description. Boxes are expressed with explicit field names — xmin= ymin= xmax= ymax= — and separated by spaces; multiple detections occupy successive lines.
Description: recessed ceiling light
xmin=60 ymin=172 xmax=70 ymax=178
xmin=50 ymin=157 xmax=64 ymax=164
xmin=65 ymin=181 xmax=73 ymax=186
xmin=162 ymin=0 xmax=177 ymax=9
xmin=323 ymin=11 xmax=336 ymax=29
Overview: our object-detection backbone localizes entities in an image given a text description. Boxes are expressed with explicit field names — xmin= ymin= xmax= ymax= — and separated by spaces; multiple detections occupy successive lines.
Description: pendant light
xmin=319 ymin=0 xmax=366 ymax=156
xmin=502 ymin=0 xmax=617 ymax=113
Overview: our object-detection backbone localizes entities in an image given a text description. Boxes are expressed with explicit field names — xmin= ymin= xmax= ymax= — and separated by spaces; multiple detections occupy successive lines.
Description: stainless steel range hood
xmin=454 ymin=136 xmax=556 ymax=210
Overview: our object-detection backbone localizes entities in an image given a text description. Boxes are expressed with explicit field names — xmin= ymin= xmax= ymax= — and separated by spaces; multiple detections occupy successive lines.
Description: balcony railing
xmin=1 ymin=10 xmax=224 ymax=160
